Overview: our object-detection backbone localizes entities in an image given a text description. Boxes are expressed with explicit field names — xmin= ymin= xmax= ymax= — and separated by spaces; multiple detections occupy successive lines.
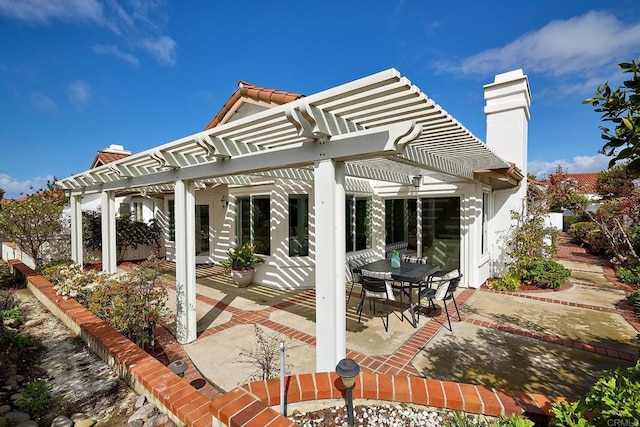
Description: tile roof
xmin=565 ymin=172 xmax=599 ymax=194
xmin=204 ymin=81 xmax=305 ymax=130
xmin=91 ymin=151 xmax=131 ymax=169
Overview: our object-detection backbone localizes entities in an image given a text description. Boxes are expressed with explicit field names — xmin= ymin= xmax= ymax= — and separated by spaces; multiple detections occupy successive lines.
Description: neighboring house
xmin=57 ymin=68 xmax=531 ymax=370
xmin=563 ymin=172 xmax=601 ymax=213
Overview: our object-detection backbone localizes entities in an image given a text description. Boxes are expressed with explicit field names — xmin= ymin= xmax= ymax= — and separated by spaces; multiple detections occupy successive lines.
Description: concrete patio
xmin=159 ymin=237 xmax=639 ymax=401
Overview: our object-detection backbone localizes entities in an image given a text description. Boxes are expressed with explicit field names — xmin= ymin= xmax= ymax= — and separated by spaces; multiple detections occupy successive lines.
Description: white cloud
xmin=92 ymin=43 xmax=139 ymax=66
xmin=30 ymin=92 xmax=57 ymax=112
xmin=68 ymin=80 xmax=91 ymax=109
xmin=0 ymin=0 xmax=176 ymax=66
xmin=0 ymin=0 xmax=103 ymax=23
xmin=528 ymin=153 xmax=611 ymax=179
xmin=141 ymin=36 xmax=176 ymax=65
xmin=0 ymin=173 xmax=55 ymax=199
xmin=437 ymin=11 xmax=640 ymax=91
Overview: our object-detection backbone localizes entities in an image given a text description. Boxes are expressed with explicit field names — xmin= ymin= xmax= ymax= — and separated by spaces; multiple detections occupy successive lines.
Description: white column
xmin=101 ymin=191 xmax=117 ymax=273
xmin=70 ymin=194 xmax=83 ymax=267
xmin=174 ymin=179 xmax=197 ymax=344
xmin=314 ymin=159 xmax=346 ymax=372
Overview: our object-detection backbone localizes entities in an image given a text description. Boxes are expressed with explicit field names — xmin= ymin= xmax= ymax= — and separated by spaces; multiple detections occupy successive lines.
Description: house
xmin=563 ymin=172 xmax=601 ymax=212
xmin=57 ymin=68 xmax=531 ymax=371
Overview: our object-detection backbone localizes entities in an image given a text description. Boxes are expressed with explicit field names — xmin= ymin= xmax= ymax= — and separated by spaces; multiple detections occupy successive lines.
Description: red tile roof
xmin=204 ymin=81 xmax=304 ymax=130
xmin=91 ymin=151 xmax=131 ymax=169
xmin=565 ymin=172 xmax=599 ymax=194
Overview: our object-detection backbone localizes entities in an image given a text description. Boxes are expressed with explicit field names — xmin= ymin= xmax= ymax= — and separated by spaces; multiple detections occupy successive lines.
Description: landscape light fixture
xmin=336 ymin=358 xmax=360 ymax=426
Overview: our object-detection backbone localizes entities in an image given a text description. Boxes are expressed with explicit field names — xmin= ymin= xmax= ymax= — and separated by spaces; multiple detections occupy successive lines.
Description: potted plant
xmin=220 ymin=243 xmax=264 ymax=287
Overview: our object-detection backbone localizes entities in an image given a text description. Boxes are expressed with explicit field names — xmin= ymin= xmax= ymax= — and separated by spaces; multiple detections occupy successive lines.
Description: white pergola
xmin=58 ymin=68 xmax=512 ymax=372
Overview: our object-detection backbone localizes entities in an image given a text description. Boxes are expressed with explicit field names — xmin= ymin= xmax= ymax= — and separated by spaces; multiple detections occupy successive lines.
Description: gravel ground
xmin=288 ymin=403 xmax=492 ymax=427
xmin=11 ymin=287 xmax=140 ymax=426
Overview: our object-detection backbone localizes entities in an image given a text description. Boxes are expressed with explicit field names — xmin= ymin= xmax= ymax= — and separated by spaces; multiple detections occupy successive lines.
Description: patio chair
xmin=357 ymin=269 xmax=396 ymax=332
xmin=347 ymin=256 xmax=367 ymax=303
xmin=401 ymin=254 xmax=428 ymax=264
xmin=417 ymin=269 xmax=462 ymax=331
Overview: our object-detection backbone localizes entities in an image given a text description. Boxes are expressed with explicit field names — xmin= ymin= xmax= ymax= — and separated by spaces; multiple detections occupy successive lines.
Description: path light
xmin=336 ymin=358 xmax=360 ymax=427
xmin=168 ymin=360 xmax=188 ymax=378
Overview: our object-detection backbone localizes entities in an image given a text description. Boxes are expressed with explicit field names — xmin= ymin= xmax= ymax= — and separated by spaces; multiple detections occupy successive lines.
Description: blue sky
xmin=1 ymin=0 xmax=639 ymax=198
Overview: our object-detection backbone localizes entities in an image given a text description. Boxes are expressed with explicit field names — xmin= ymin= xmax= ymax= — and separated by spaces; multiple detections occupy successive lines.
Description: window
xmin=289 ymin=195 xmax=309 ymax=256
xmin=385 ymin=199 xmax=417 ymax=250
xmin=421 ymin=197 xmax=460 ymax=271
xmin=346 ymin=196 xmax=371 ymax=252
xmin=132 ymin=202 xmax=143 ymax=222
xmin=119 ymin=202 xmax=130 ymax=218
xmin=237 ymin=196 xmax=271 ymax=255
xmin=196 ymin=204 xmax=210 ymax=256
xmin=168 ymin=200 xmax=175 ymax=241
xmin=482 ymin=192 xmax=489 ymax=255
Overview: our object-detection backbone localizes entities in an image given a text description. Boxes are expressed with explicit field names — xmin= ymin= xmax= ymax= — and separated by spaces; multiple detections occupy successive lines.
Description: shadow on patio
xmin=155 ymin=258 xmax=639 ymax=398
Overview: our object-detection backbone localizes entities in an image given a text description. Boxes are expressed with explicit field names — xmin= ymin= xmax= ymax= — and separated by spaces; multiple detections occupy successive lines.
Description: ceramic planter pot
xmin=231 ymin=269 xmax=254 ymax=287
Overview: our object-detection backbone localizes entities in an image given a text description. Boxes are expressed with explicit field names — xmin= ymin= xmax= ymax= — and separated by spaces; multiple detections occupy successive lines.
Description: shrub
xmin=519 ymin=258 xmax=570 ymax=289
xmin=567 ymin=221 xmax=598 ymax=245
xmin=43 ymin=263 xmax=109 ymax=306
xmin=0 ymin=288 xmax=20 ymax=332
xmin=488 ymin=272 xmax=521 ymax=292
xmin=16 ymin=379 xmax=50 ymax=414
xmin=628 ymin=290 xmax=640 ymax=309
xmin=617 ymin=265 xmax=640 ymax=285
xmin=551 ymin=362 xmax=640 ymax=425
xmin=88 ymin=258 xmax=169 ymax=345
xmin=586 ymin=227 xmax=610 ymax=255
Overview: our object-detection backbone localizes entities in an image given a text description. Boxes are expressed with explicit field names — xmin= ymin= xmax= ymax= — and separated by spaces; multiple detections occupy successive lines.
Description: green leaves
xmin=586 ymin=56 xmax=640 ymax=177
xmin=551 ymin=362 xmax=640 ymax=425
xmin=220 ymin=243 xmax=264 ymax=271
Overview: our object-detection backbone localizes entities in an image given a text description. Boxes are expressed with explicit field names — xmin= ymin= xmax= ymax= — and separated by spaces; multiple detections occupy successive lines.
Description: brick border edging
xmin=210 ymin=373 xmax=565 ymax=426
xmin=8 ymin=260 xmax=212 ymax=427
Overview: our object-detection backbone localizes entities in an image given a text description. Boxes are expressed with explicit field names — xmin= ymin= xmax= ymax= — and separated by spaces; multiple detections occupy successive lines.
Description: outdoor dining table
xmin=355 ymin=259 xmax=439 ymax=328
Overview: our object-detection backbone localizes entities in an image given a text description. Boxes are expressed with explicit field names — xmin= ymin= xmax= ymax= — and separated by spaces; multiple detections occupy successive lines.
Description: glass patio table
xmin=355 ymin=259 xmax=439 ymax=328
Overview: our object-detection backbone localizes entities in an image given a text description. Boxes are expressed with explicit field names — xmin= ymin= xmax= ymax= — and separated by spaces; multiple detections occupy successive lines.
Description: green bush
xmin=563 ymin=215 xmax=582 ymax=233
xmin=567 ymin=221 xmax=598 ymax=245
xmin=519 ymin=258 xmax=570 ymax=289
xmin=16 ymin=379 xmax=50 ymax=414
xmin=551 ymin=362 xmax=640 ymax=425
xmin=586 ymin=228 xmax=610 ymax=255
xmin=488 ymin=272 xmax=521 ymax=292
xmin=88 ymin=258 xmax=169 ymax=346
xmin=628 ymin=290 xmax=640 ymax=309
xmin=617 ymin=265 xmax=640 ymax=285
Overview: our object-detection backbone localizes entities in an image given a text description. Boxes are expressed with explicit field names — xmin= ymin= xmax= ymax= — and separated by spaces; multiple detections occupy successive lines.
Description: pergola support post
xmin=174 ymin=179 xmax=197 ymax=344
xmin=70 ymin=194 xmax=83 ymax=267
xmin=314 ymin=159 xmax=346 ymax=372
xmin=101 ymin=191 xmax=117 ymax=273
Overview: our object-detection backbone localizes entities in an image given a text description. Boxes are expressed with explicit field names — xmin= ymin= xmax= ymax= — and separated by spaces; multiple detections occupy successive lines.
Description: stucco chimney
xmin=484 ymin=69 xmax=531 ymax=178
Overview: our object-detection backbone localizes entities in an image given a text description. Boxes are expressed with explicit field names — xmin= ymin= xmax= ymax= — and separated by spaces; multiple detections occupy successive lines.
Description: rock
xmin=15 ymin=421 xmax=38 ymax=427
xmin=143 ymin=413 xmax=169 ymax=427
xmin=51 ymin=415 xmax=74 ymax=427
xmin=3 ymin=318 xmax=20 ymax=328
xmin=70 ymin=413 xmax=96 ymax=427
xmin=23 ymin=318 xmax=43 ymax=328
xmin=0 ymin=405 xmax=10 ymax=416
xmin=128 ymin=420 xmax=143 ymax=427
xmin=135 ymin=394 xmax=147 ymax=409
xmin=4 ymin=411 xmax=29 ymax=425
xmin=10 ymin=392 xmax=22 ymax=403
xmin=128 ymin=403 xmax=157 ymax=423
xmin=74 ymin=418 xmax=97 ymax=427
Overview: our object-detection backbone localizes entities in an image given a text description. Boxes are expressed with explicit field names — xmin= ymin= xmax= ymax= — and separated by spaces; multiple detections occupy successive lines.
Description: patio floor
xmin=157 ymin=236 xmax=639 ymax=401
